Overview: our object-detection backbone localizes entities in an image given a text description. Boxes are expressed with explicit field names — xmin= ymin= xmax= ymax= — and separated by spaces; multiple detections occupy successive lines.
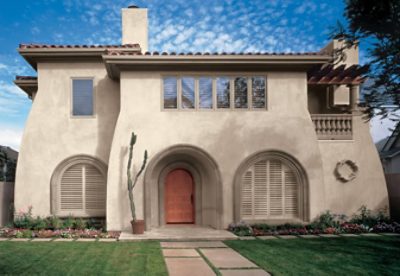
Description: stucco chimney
xmin=122 ymin=5 xmax=148 ymax=52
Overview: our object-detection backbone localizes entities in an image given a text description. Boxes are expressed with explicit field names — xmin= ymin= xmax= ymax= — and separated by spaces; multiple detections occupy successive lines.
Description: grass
xmin=226 ymin=236 xmax=400 ymax=276
xmin=0 ymin=241 xmax=167 ymax=275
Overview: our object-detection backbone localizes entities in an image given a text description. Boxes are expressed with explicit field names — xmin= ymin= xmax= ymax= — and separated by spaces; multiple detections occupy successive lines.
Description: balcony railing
xmin=311 ymin=114 xmax=353 ymax=140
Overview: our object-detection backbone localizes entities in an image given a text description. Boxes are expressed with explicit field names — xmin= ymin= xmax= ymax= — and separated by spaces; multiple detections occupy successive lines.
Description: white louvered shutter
xmin=59 ymin=163 xmax=106 ymax=216
xmin=85 ymin=165 xmax=106 ymax=211
xmin=60 ymin=164 xmax=84 ymax=211
xmin=241 ymin=158 xmax=299 ymax=220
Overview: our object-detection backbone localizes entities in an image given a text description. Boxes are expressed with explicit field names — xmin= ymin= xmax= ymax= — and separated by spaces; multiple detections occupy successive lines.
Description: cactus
xmin=127 ymin=132 xmax=148 ymax=222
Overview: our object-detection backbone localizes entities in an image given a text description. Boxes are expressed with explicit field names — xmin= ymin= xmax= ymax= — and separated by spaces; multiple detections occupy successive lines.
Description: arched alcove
xmin=234 ymin=150 xmax=309 ymax=223
xmin=144 ymin=144 xmax=222 ymax=230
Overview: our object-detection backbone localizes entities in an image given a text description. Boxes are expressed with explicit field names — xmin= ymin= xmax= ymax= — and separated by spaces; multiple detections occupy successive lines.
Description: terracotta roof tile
xmin=19 ymin=43 xmax=140 ymax=49
xmin=104 ymin=50 xmax=328 ymax=56
xmin=308 ymin=64 xmax=368 ymax=85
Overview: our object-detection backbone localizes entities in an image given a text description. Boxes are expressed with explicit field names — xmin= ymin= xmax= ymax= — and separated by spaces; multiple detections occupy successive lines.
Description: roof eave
xmin=18 ymin=47 xmax=142 ymax=70
xmin=103 ymin=55 xmax=333 ymax=79
xmin=14 ymin=79 xmax=38 ymax=98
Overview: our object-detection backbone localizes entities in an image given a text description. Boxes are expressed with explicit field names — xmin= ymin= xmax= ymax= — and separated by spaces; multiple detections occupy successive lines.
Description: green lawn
xmin=0 ymin=241 xmax=167 ymax=275
xmin=225 ymin=236 xmax=400 ymax=276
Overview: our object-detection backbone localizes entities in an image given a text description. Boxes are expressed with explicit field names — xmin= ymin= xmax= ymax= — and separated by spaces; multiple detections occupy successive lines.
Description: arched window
xmin=51 ymin=156 xmax=107 ymax=217
xmin=237 ymin=152 xmax=307 ymax=222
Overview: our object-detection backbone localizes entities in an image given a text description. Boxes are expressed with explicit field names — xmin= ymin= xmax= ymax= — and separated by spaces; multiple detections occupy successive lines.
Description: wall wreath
xmin=334 ymin=160 xmax=358 ymax=182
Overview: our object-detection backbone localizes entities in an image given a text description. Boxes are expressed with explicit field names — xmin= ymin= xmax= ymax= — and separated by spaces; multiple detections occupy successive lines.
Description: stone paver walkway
xmin=161 ymin=241 xmax=269 ymax=276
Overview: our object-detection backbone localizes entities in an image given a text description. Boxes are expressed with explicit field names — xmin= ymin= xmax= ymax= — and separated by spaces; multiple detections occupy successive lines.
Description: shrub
xmin=13 ymin=206 xmax=35 ymax=229
xmin=47 ymin=216 xmax=63 ymax=230
xmin=350 ymin=205 xmax=390 ymax=227
xmin=309 ymin=211 xmax=342 ymax=230
xmin=373 ymin=222 xmax=400 ymax=233
xmin=33 ymin=216 xmax=48 ymax=230
xmin=63 ymin=216 xmax=76 ymax=229
xmin=74 ymin=218 xmax=87 ymax=230
xmin=228 ymin=221 xmax=253 ymax=236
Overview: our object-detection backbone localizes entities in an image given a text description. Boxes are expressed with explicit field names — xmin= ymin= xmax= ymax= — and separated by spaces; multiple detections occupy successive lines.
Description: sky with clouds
xmin=0 ymin=0 xmax=394 ymax=150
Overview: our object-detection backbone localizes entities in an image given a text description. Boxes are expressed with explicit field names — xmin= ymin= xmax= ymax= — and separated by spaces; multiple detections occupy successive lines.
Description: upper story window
xmin=163 ymin=77 xmax=178 ymax=109
xmin=72 ymin=79 xmax=94 ymax=116
xmin=163 ymin=75 xmax=267 ymax=111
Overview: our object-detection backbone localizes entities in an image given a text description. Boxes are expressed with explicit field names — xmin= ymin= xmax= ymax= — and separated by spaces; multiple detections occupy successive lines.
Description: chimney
xmin=122 ymin=5 xmax=148 ymax=52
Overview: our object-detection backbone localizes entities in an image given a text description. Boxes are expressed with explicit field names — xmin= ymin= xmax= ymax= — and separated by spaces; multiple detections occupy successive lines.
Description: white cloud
xmin=0 ymin=81 xmax=26 ymax=98
xmin=0 ymin=128 xmax=23 ymax=150
xmin=370 ymin=110 xmax=400 ymax=143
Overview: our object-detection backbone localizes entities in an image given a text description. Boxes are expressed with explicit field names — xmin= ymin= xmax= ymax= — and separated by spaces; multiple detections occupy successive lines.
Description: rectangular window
xmin=234 ymin=77 xmax=248 ymax=108
xmin=163 ymin=77 xmax=178 ymax=109
xmin=181 ymin=77 xmax=195 ymax=109
xmin=252 ymin=77 xmax=266 ymax=108
xmin=199 ymin=77 xmax=213 ymax=109
xmin=216 ymin=77 xmax=230 ymax=109
xmin=72 ymin=79 xmax=93 ymax=116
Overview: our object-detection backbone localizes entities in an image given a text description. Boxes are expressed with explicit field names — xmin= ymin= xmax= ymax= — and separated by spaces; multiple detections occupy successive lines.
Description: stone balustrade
xmin=311 ymin=114 xmax=353 ymax=140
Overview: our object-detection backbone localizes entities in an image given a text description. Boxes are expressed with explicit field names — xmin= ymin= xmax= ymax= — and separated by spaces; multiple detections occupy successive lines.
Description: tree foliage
xmin=332 ymin=0 xmax=400 ymax=118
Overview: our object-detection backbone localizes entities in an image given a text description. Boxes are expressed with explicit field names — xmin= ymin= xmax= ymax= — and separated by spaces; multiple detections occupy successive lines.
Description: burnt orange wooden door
xmin=165 ymin=169 xmax=194 ymax=224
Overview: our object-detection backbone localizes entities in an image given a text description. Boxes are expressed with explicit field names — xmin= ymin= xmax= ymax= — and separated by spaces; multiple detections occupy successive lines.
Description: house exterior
xmin=379 ymin=124 xmax=400 ymax=220
xmin=14 ymin=6 xmax=388 ymax=231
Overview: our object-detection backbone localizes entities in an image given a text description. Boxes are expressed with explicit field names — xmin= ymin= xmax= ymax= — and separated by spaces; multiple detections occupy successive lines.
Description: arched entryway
xmin=165 ymin=169 xmax=195 ymax=224
xmin=144 ymin=145 xmax=222 ymax=230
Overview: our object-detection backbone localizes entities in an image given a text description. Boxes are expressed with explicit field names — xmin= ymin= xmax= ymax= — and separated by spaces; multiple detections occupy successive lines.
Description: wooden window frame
xmin=161 ymin=74 xmax=268 ymax=111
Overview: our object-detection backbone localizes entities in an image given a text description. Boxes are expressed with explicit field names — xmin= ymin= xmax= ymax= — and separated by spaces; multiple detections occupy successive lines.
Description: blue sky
xmin=0 ymin=0 xmax=392 ymax=149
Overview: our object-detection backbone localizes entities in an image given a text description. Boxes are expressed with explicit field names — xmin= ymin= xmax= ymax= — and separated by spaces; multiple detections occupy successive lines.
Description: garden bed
xmin=229 ymin=206 xmax=400 ymax=237
xmin=0 ymin=207 xmax=120 ymax=239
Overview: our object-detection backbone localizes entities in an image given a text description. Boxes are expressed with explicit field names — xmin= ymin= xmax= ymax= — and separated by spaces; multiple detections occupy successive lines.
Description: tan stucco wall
xmin=318 ymin=115 xmax=389 ymax=216
xmin=14 ymin=62 xmax=120 ymax=217
xmin=106 ymin=71 xmax=327 ymax=231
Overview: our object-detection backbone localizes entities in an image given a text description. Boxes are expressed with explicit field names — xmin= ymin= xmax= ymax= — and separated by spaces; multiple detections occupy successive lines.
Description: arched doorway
xmin=144 ymin=144 xmax=222 ymax=230
xmin=165 ymin=169 xmax=195 ymax=224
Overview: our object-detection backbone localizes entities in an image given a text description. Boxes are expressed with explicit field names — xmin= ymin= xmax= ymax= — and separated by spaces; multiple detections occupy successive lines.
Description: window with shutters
xmin=72 ymin=79 xmax=94 ymax=116
xmin=240 ymin=158 xmax=300 ymax=220
xmin=162 ymin=75 xmax=267 ymax=110
xmin=52 ymin=156 xmax=107 ymax=217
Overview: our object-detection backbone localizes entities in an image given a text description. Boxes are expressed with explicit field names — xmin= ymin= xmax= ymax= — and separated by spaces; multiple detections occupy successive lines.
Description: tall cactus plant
xmin=127 ymin=132 xmax=148 ymax=222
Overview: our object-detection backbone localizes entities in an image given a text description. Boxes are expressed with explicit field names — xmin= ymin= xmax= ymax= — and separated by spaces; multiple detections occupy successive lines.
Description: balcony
xmin=311 ymin=114 xmax=353 ymax=140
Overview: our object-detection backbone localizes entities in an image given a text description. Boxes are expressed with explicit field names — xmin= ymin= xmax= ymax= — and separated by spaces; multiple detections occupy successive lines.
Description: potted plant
xmin=126 ymin=132 xmax=148 ymax=234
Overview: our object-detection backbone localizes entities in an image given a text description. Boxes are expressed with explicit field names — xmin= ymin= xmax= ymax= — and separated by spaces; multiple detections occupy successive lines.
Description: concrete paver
xmin=360 ymin=233 xmax=380 ymax=237
xmin=161 ymin=241 xmax=227 ymax=248
xmin=299 ymin=235 xmax=320 ymax=239
xmin=0 ymin=238 xmax=10 ymax=241
xmin=380 ymin=233 xmax=400 ymax=236
xmin=98 ymin=238 xmax=117 ymax=242
xmin=11 ymin=238 xmax=31 ymax=241
xmin=277 ymin=235 xmax=297 ymax=239
xmin=76 ymin=238 xmax=96 ymax=242
xmin=319 ymin=234 xmax=340 ymax=238
xmin=31 ymin=238 xmax=53 ymax=242
xmin=163 ymin=249 xmax=200 ymax=257
xmin=239 ymin=236 xmax=256 ymax=240
xmin=339 ymin=234 xmax=359 ymax=237
xmin=165 ymin=257 xmax=215 ymax=276
xmin=53 ymin=238 xmax=75 ymax=242
xmin=200 ymin=248 xmax=257 ymax=269
xmin=220 ymin=269 xmax=270 ymax=276
xmin=257 ymin=236 xmax=278 ymax=240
